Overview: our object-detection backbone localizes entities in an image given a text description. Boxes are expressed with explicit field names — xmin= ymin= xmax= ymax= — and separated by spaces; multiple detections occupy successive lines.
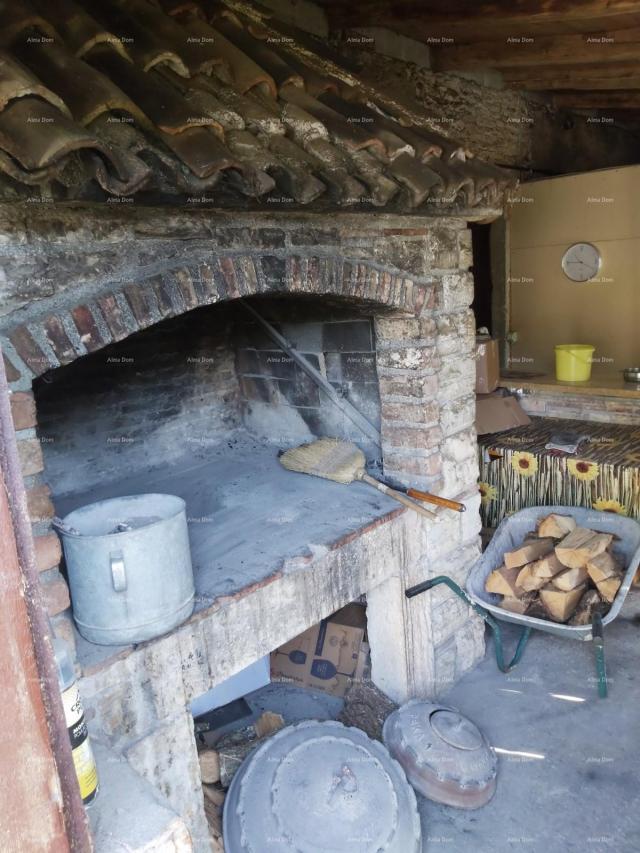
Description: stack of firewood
xmin=485 ymin=513 xmax=625 ymax=624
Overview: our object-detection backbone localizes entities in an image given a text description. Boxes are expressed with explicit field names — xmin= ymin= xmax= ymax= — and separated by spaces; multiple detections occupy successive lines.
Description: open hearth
xmin=2 ymin=206 xmax=487 ymax=849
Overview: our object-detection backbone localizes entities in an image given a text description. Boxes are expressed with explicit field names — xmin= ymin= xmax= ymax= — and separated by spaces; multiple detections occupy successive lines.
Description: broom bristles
xmin=279 ymin=437 xmax=366 ymax=485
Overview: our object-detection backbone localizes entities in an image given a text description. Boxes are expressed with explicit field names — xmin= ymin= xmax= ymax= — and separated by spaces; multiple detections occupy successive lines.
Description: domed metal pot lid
xmin=382 ymin=700 xmax=497 ymax=810
xmin=223 ymin=720 xmax=422 ymax=852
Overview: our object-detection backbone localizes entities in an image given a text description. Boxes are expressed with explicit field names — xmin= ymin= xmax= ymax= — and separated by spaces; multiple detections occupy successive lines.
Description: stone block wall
xmin=511 ymin=386 xmax=640 ymax=425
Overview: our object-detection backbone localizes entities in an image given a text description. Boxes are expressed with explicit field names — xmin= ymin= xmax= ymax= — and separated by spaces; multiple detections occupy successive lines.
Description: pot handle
xmin=110 ymin=550 xmax=127 ymax=592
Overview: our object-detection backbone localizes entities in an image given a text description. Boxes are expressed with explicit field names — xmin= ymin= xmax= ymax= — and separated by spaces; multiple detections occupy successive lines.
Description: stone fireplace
xmin=2 ymin=204 xmax=487 ymax=848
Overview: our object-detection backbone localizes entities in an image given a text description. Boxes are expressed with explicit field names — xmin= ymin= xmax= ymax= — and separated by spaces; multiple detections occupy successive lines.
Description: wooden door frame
xmin=0 ymin=349 xmax=93 ymax=852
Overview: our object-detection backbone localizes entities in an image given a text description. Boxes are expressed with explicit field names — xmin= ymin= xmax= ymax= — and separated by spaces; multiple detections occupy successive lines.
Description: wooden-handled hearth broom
xmin=280 ymin=437 xmax=438 ymax=520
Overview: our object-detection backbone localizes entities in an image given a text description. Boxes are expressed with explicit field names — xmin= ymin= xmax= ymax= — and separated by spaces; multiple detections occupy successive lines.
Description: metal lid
xmin=383 ymin=700 xmax=497 ymax=810
xmin=223 ymin=720 xmax=422 ymax=852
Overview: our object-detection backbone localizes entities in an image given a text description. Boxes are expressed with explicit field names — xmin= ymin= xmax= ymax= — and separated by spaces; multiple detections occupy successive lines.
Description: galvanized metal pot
xmin=58 ymin=494 xmax=194 ymax=645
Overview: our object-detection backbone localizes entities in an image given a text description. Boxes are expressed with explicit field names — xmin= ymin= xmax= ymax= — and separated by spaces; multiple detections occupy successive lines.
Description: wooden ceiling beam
xmin=503 ymin=60 xmax=640 ymax=89
xmin=552 ymin=90 xmax=640 ymax=110
xmin=431 ymin=28 xmax=640 ymax=71
xmin=318 ymin=1 xmax=640 ymax=42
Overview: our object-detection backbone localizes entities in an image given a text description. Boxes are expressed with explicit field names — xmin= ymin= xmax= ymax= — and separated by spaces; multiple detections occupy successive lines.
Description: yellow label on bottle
xmin=61 ymin=682 xmax=98 ymax=803
xmin=72 ymin=739 xmax=99 ymax=801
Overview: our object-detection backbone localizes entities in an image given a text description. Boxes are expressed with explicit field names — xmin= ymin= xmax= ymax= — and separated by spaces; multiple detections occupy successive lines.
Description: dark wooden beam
xmin=552 ymin=90 xmax=640 ymax=110
xmin=318 ymin=1 xmax=640 ymax=42
xmin=503 ymin=60 xmax=640 ymax=89
xmin=432 ymin=28 xmax=640 ymax=70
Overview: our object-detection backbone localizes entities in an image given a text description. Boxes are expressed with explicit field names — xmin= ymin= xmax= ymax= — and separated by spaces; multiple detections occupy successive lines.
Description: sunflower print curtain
xmin=478 ymin=417 xmax=640 ymax=528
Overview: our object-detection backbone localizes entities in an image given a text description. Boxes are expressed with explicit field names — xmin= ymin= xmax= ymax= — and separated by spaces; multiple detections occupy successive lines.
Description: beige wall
xmin=508 ymin=165 xmax=640 ymax=376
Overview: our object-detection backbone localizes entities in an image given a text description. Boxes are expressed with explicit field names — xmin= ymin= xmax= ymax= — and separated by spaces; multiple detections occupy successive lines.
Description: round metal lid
xmin=382 ymin=700 xmax=498 ymax=809
xmin=223 ymin=720 xmax=422 ymax=852
xmin=430 ymin=709 xmax=484 ymax=751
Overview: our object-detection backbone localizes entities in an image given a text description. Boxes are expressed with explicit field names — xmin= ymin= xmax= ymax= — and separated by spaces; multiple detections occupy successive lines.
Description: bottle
xmin=53 ymin=638 xmax=99 ymax=806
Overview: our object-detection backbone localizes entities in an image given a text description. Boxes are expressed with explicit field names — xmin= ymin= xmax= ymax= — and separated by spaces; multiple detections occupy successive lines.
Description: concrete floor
xmin=425 ymin=590 xmax=640 ymax=853
xmin=225 ymin=591 xmax=640 ymax=853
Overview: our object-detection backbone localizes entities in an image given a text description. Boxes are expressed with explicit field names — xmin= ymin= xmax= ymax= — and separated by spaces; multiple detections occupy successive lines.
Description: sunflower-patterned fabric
xmin=478 ymin=416 xmax=640 ymax=527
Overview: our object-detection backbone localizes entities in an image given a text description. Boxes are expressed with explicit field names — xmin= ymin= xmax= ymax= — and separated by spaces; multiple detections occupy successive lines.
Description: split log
xmin=485 ymin=565 xmax=524 ymax=597
xmin=517 ymin=552 xmax=566 ymax=591
xmin=537 ymin=513 xmax=576 ymax=539
xmin=202 ymin=784 xmax=225 ymax=851
xmin=504 ymin=538 xmax=555 ymax=569
xmin=586 ymin=551 xmax=621 ymax=584
xmin=254 ymin=711 xmax=285 ymax=739
xmin=198 ymin=749 xmax=220 ymax=785
xmin=539 ymin=584 xmax=586 ymax=622
xmin=555 ymin=528 xmax=613 ymax=569
xmin=499 ymin=592 xmax=537 ymax=614
xmin=595 ymin=575 xmax=622 ymax=603
xmin=569 ymin=590 xmax=606 ymax=626
xmin=551 ymin=566 xmax=589 ymax=591
xmin=338 ymin=679 xmax=398 ymax=742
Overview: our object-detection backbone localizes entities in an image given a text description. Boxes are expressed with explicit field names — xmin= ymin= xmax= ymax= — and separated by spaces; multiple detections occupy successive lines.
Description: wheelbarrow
xmin=406 ymin=506 xmax=640 ymax=698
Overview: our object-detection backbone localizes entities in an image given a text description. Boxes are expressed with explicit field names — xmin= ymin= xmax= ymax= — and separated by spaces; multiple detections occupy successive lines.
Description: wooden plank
xmin=503 ymin=60 xmax=640 ymax=89
xmin=321 ymin=1 xmax=640 ymax=42
xmin=553 ymin=90 xmax=640 ymax=109
xmin=432 ymin=28 xmax=640 ymax=71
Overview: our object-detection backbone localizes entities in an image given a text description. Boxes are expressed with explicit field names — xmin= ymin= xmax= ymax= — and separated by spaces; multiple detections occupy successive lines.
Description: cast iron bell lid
xmin=223 ymin=720 xmax=422 ymax=852
xmin=382 ymin=700 xmax=498 ymax=810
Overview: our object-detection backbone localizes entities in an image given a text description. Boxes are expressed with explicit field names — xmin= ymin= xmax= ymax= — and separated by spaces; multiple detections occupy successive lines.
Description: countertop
xmin=500 ymin=372 xmax=640 ymax=399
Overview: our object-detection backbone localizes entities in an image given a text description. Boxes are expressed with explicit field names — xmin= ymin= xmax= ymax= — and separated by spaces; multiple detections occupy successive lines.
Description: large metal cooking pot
xmin=57 ymin=494 xmax=194 ymax=646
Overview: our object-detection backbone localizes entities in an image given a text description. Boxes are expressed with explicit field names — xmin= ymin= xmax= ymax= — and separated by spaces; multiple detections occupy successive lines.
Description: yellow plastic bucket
xmin=554 ymin=344 xmax=595 ymax=382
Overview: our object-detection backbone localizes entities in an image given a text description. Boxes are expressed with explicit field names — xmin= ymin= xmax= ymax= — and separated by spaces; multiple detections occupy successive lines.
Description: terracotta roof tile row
xmin=0 ymin=0 xmax=514 ymax=208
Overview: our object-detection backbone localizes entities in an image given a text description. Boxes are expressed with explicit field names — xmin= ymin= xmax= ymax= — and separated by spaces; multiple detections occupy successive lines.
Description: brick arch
xmin=3 ymin=254 xmax=430 ymax=386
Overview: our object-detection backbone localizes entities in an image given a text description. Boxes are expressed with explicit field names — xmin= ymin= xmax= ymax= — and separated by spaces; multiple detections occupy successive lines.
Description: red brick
xmin=123 ymin=283 xmax=154 ymax=328
xmin=26 ymin=484 xmax=54 ymax=523
xmin=34 ymin=533 xmax=62 ymax=572
xmin=219 ymin=257 xmax=241 ymax=298
xmin=174 ymin=268 xmax=199 ymax=311
xmin=288 ymin=256 xmax=304 ymax=291
xmin=355 ymin=263 xmax=368 ymax=299
xmin=10 ymin=391 xmax=36 ymax=430
xmin=307 ymin=257 xmax=321 ymax=290
xmin=378 ymin=270 xmax=393 ymax=303
xmin=72 ymin=305 xmax=105 ymax=352
xmin=43 ymin=315 xmax=76 ymax=364
xmin=98 ymin=293 xmax=131 ymax=341
xmin=383 ymin=425 xmax=443 ymax=450
xmin=41 ymin=574 xmax=70 ymax=617
xmin=8 ymin=326 xmax=51 ymax=376
xmin=340 ymin=261 xmax=354 ymax=294
xmin=3 ymin=353 xmax=21 ymax=383
xmin=17 ymin=438 xmax=44 ymax=476
xmin=197 ymin=263 xmax=222 ymax=303
xmin=51 ymin=612 xmax=76 ymax=657
xmin=152 ymin=276 xmax=175 ymax=317
xmin=240 ymin=257 xmax=260 ymax=294
xmin=366 ymin=268 xmax=379 ymax=301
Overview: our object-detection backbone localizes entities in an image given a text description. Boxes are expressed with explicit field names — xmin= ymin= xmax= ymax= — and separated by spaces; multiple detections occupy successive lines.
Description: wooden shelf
xmin=500 ymin=373 xmax=640 ymax=399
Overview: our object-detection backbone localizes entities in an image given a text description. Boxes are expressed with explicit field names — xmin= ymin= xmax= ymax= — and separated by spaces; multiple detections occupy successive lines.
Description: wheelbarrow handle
xmin=405 ymin=575 xmax=531 ymax=674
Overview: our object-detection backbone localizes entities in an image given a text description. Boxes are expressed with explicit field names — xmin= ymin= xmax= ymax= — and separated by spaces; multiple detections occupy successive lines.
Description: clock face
xmin=561 ymin=242 xmax=601 ymax=282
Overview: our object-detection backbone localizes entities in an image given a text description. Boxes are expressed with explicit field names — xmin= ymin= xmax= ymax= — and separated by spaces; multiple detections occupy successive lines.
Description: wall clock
xmin=561 ymin=242 xmax=601 ymax=282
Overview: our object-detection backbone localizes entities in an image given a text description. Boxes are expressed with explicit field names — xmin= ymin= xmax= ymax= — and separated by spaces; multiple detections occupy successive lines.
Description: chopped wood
xmin=517 ymin=552 xmax=566 ymax=591
xmin=485 ymin=565 xmax=525 ymax=597
xmin=595 ymin=574 xmax=623 ymax=604
xmin=527 ymin=598 xmax=549 ymax=620
xmin=198 ymin=749 xmax=220 ymax=784
xmin=338 ymin=679 xmax=398 ymax=742
xmin=253 ymin=711 xmax=285 ymax=739
xmin=504 ymin=537 xmax=555 ymax=569
xmin=539 ymin=583 xmax=586 ymax=622
xmin=499 ymin=592 xmax=537 ymax=614
xmin=202 ymin=784 xmax=225 ymax=850
xmin=551 ymin=566 xmax=589 ymax=591
xmin=202 ymin=785 xmax=226 ymax=807
xmin=555 ymin=528 xmax=613 ymax=569
xmin=586 ymin=551 xmax=621 ymax=584
xmin=569 ymin=590 xmax=606 ymax=626
xmin=218 ymin=739 xmax=259 ymax=788
xmin=536 ymin=513 xmax=576 ymax=539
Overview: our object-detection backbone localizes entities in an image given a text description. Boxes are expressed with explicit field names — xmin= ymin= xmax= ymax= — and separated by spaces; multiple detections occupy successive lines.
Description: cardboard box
xmin=271 ymin=604 xmax=367 ymax=697
xmin=475 ymin=336 xmax=500 ymax=394
xmin=476 ymin=393 xmax=531 ymax=435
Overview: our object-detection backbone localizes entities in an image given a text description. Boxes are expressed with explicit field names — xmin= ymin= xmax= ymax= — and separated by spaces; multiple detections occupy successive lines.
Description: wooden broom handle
xmin=406 ymin=489 xmax=466 ymax=512
xmin=359 ymin=473 xmax=437 ymax=520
